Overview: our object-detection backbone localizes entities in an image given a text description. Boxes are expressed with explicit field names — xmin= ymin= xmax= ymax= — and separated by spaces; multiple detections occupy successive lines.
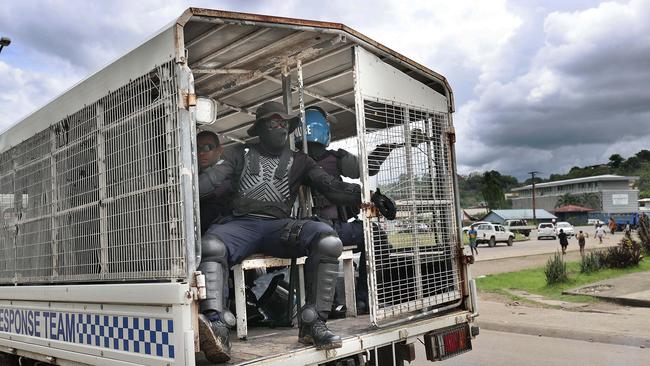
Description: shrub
xmin=638 ymin=214 xmax=650 ymax=253
xmin=596 ymin=237 xmax=642 ymax=269
xmin=545 ymin=252 xmax=568 ymax=285
xmin=580 ymin=252 xmax=601 ymax=274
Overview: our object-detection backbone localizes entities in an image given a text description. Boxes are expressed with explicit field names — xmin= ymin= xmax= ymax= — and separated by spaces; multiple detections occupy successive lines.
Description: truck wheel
xmin=524 ymin=231 xmax=530 ymax=237
xmin=507 ymin=237 xmax=513 ymax=246
xmin=489 ymin=237 xmax=496 ymax=247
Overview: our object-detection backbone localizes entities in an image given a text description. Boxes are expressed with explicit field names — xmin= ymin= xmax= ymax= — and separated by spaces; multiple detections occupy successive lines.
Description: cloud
xmin=1 ymin=0 xmax=647 ymax=182
xmin=0 ymin=61 xmax=78 ymax=128
xmin=455 ymin=0 xmax=650 ymax=179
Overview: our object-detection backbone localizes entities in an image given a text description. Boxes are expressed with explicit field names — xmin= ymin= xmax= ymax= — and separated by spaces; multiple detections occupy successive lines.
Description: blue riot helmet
xmin=300 ymin=106 xmax=332 ymax=146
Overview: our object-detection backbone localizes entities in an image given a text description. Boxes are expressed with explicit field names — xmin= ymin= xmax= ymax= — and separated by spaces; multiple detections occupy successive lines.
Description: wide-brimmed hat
xmin=247 ymin=101 xmax=300 ymax=137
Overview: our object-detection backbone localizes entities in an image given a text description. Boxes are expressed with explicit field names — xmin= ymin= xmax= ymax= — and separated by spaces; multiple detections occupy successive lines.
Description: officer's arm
xmin=305 ymin=158 xmax=362 ymax=206
xmin=337 ymin=146 xmax=399 ymax=178
xmin=198 ymin=149 xmax=239 ymax=199
xmin=368 ymin=144 xmax=400 ymax=176
xmin=367 ymin=129 xmax=430 ymax=175
xmin=337 ymin=149 xmax=361 ymax=179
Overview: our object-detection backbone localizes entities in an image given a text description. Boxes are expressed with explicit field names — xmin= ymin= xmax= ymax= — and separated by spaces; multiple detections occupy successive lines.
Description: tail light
xmin=424 ymin=324 xmax=472 ymax=361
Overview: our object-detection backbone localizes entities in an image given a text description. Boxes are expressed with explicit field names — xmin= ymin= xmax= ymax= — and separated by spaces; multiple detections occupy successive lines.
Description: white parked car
xmin=537 ymin=223 xmax=556 ymax=240
xmin=474 ymin=223 xmax=515 ymax=247
xmin=555 ymin=222 xmax=575 ymax=237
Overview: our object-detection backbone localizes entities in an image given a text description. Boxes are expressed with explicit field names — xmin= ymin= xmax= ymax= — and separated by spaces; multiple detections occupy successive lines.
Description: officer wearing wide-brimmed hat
xmin=197 ymin=101 xmax=362 ymax=363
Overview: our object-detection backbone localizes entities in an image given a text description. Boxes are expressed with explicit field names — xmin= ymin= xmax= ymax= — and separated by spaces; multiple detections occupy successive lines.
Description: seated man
xmin=197 ymin=101 xmax=363 ymax=363
xmin=196 ymin=130 xmax=231 ymax=234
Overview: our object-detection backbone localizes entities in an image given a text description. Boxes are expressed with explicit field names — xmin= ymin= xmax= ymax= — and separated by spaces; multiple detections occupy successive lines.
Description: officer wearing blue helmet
xmin=299 ymin=106 xmax=427 ymax=314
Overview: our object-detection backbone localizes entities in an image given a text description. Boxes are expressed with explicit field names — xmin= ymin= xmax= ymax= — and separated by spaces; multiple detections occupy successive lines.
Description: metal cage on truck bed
xmin=0 ymin=8 xmax=476 ymax=366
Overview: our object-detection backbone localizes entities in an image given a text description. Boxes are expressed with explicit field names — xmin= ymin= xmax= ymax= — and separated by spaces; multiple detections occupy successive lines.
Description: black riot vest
xmin=232 ymin=145 xmax=294 ymax=218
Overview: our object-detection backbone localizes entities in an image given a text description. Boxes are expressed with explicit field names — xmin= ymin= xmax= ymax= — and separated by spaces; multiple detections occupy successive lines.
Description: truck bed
xmin=196 ymin=310 xmax=469 ymax=365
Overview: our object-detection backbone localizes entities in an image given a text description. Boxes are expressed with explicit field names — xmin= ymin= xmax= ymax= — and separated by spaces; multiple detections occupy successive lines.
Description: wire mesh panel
xmin=362 ymin=99 xmax=461 ymax=324
xmin=0 ymin=62 xmax=187 ymax=284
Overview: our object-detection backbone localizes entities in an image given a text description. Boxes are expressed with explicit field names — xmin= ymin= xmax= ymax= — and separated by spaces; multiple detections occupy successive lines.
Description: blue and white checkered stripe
xmin=76 ymin=314 xmax=175 ymax=359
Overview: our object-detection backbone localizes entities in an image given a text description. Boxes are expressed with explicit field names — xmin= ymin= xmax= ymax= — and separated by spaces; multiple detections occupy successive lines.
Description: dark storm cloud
xmin=456 ymin=0 xmax=650 ymax=179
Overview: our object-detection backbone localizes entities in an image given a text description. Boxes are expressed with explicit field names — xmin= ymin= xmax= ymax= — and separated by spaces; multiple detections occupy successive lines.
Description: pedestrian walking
xmin=558 ymin=229 xmax=569 ymax=255
xmin=468 ymin=227 xmax=478 ymax=256
xmin=595 ymin=224 xmax=605 ymax=244
xmin=609 ymin=217 xmax=617 ymax=235
xmin=576 ymin=230 xmax=588 ymax=258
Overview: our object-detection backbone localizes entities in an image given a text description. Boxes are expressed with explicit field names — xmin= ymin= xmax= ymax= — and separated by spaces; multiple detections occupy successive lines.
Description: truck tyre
xmin=507 ymin=237 xmax=513 ymax=246
xmin=524 ymin=231 xmax=530 ymax=237
xmin=489 ymin=237 xmax=496 ymax=247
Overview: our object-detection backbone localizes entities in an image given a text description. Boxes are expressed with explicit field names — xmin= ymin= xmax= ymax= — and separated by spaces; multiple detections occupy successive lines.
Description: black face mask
xmin=257 ymin=121 xmax=288 ymax=154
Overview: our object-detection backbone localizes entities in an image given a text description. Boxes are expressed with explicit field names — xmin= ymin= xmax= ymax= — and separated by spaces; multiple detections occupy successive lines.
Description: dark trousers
xmin=207 ymin=217 xmax=335 ymax=265
xmin=205 ymin=217 xmax=337 ymax=305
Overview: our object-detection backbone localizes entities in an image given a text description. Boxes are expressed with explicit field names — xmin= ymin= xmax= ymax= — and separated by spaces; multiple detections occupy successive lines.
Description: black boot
xmin=298 ymin=306 xmax=342 ymax=350
xmin=198 ymin=312 xmax=235 ymax=363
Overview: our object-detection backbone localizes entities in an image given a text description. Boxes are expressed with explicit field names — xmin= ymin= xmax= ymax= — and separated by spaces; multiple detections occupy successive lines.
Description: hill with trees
xmin=458 ymin=149 xmax=650 ymax=209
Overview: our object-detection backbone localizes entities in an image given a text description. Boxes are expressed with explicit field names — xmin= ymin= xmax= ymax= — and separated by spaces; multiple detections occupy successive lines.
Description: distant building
xmin=510 ymin=175 xmax=639 ymax=217
xmin=480 ymin=209 xmax=556 ymax=224
xmin=640 ymin=198 xmax=650 ymax=212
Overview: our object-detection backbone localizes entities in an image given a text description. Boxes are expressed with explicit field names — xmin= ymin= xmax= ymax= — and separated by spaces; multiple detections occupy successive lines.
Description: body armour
xmin=233 ymin=146 xmax=294 ymax=218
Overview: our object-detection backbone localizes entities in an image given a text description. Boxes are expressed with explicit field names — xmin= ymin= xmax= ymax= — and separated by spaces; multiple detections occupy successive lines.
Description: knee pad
xmin=316 ymin=235 xmax=343 ymax=258
xmin=201 ymin=234 xmax=228 ymax=262
xmin=299 ymin=305 xmax=319 ymax=325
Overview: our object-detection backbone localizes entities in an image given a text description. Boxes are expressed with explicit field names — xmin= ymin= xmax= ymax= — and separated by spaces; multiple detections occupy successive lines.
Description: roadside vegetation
xmin=478 ymin=225 xmax=650 ymax=302
xmin=477 ymin=259 xmax=650 ymax=303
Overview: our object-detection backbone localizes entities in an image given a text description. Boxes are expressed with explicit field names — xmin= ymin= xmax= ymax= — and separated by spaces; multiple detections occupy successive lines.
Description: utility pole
xmin=0 ymin=37 xmax=11 ymax=54
xmin=529 ymin=171 xmax=539 ymax=222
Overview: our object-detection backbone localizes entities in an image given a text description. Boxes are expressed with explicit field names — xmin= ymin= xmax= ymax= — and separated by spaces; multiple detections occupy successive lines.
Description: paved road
xmin=468 ymin=226 xmax=625 ymax=276
xmin=473 ymin=226 xmax=621 ymax=261
xmin=412 ymin=330 xmax=649 ymax=366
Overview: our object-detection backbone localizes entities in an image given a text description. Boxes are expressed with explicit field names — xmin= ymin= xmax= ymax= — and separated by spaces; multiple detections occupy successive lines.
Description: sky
xmin=1 ymin=0 xmax=649 ymax=180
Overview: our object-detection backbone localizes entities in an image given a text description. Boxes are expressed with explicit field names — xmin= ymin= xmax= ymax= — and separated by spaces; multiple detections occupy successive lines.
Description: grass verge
xmin=476 ymin=258 xmax=650 ymax=303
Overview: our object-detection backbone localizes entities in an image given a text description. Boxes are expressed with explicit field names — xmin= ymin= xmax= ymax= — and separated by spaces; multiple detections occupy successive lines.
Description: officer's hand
xmin=360 ymin=201 xmax=380 ymax=218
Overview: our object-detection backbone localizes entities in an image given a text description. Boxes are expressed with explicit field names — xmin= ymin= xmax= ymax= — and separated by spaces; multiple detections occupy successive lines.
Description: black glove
xmin=371 ymin=188 xmax=397 ymax=220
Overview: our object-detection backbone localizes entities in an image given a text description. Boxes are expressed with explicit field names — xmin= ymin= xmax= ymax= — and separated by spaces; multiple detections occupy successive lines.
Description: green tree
xmin=578 ymin=193 xmax=601 ymax=209
xmin=555 ymin=193 xmax=582 ymax=208
xmin=621 ymin=156 xmax=641 ymax=171
xmin=636 ymin=149 xmax=650 ymax=161
xmin=608 ymin=154 xmax=624 ymax=168
xmin=481 ymin=171 xmax=506 ymax=210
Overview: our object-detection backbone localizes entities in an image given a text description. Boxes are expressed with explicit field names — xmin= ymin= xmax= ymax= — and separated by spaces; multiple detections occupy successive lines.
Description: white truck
xmin=0 ymin=8 xmax=478 ymax=366
xmin=474 ymin=223 xmax=515 ymax=247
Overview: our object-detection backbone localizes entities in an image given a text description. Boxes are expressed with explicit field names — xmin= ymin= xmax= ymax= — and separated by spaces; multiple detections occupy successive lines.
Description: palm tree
xmin=555 ymin=193 xmax=581 ymax=208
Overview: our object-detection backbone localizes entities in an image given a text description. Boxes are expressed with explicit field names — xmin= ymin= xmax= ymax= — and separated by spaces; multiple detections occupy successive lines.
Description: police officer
xmin=197 ymin=101 xmax=363 ymax=363
xmin=197 ymin=131 xmax=232 ymax=235
xmin=298 ymin=106 xmax=424 ymax=313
